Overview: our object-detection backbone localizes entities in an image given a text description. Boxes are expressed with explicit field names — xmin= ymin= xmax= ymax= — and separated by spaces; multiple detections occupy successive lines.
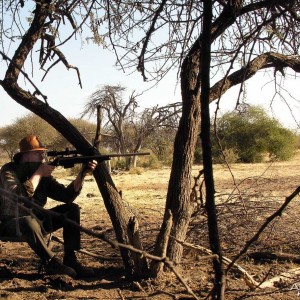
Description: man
xmin=0 ymin=135 xmax=97 ymax=278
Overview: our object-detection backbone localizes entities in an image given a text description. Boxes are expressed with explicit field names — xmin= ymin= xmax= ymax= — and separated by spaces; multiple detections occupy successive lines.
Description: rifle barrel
xmin=49 ymin=152 xmax=150 ymax=168
xmin=101 ymin=152 xmax=150 ymax=157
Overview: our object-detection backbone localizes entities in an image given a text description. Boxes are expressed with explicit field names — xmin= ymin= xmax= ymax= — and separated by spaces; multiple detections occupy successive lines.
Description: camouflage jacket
xmin=0 ymin=162 xmax=80 ymax=221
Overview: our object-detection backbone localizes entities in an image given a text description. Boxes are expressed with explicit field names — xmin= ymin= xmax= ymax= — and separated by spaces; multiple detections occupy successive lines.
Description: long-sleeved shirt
xmin=0 ymin=161 xmax=80 ymax=221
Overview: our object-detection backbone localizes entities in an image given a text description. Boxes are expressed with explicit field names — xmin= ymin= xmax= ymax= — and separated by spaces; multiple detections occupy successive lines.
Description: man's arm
xmin=0 ymin=163 xmax=27 ymax=195
xmin=0 ymin=163 xmax=28 ymax=220
xmin=72 ymin=160 xmax=98 ymax=192
xmin=45 ymin=160 xmax=98 ymax=203
xmin=29 ymin=163 xmax=55 ymax=191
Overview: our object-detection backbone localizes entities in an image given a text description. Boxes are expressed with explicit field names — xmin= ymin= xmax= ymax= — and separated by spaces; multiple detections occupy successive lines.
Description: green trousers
xmin=0 ymin=203 xmax=81 ymax=262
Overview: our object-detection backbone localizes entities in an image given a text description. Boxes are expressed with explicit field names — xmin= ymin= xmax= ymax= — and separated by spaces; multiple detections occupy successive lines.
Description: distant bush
xmin=213 ymin=106 xmax=297 ymax=163
xmin=195 ymin=105 xmax=297 ymax=164
xmin=141 ymin=153 xmax=162 ymax=169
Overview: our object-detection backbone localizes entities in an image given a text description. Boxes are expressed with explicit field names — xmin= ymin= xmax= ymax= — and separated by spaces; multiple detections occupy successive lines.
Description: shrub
xmin=214 ymin=106 xmax=297 ymax=163
xmin=141 ymin=153 xmax=162 ymax=169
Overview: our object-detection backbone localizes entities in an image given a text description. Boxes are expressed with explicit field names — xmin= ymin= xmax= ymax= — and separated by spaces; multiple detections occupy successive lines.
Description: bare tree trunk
xmin=93 ymin=105 xmax=102 ymax=151
xmin=150 ymin=209 xmax=173 ymax=276
xmin=131 ymin=142 xmax=142 ymax=168
xmin=127 ymin=217 xmax=149 ymax=278
xmin=153 ymin=50 xmax=201 ymax=264
xmin=201 ymin=1 xmax=225 ymax=298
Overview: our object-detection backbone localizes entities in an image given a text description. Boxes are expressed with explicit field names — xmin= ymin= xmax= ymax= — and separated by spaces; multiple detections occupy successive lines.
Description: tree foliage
xmin=214 ymin=106 xmax=297 ymax=163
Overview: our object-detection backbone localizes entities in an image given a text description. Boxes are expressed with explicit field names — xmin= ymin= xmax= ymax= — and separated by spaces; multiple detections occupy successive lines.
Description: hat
xmin=13 ymin=135 xmax=47 ymax=162
xmin=19 ymin=135 xmax=47 ymax=152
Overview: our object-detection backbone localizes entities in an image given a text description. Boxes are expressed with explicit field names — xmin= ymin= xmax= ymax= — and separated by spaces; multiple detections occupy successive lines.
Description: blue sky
xmin=1 ymin=41 xmax=299 ymax=131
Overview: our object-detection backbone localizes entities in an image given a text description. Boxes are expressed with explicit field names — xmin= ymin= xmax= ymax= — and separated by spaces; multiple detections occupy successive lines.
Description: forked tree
xmin=101 ymin=0 xmax=300 ymax=268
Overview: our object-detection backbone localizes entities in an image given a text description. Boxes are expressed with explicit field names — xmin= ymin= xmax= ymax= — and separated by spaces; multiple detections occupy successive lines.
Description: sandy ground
xmin=1 ymin=154 xmax=300 ymax=299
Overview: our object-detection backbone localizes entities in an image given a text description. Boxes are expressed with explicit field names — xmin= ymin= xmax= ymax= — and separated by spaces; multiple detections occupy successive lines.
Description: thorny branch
xmin=137 ymin=0 xmax=168 ymax=81
xmin=40 ymin=33 xmax=82 ymax=87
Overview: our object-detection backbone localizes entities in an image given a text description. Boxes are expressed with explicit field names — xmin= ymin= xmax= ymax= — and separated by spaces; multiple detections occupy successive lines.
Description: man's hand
xmin=81 ymin=160 xmax=98 ymax=177
xmin=73 ymin=160 xmax=98 ymax=192
xmin=30 ymin=163 xmax=55 ymax=191
xmin=36 ymin=163 xmax=55 ymax=177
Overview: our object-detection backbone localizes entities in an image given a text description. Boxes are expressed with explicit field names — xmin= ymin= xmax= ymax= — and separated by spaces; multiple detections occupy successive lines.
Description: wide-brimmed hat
xmin=13 ymin=135 xmax=47 ymax=161
xmin=19 ymin=135 xmax=47 ymax=152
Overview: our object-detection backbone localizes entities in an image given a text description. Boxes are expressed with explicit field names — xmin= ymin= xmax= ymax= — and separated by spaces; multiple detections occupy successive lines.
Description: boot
xmin=45 ymin=256 xmax=77 ymax=278
xmin=64 ymin=254 xmax=94 ymax=277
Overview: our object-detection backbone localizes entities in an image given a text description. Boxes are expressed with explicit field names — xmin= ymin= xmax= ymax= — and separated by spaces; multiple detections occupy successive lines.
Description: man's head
xmin=14 ymin=135 xmax=47 ymax=162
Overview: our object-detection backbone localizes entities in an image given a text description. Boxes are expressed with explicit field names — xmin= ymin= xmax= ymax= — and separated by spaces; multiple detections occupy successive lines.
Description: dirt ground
xmin=2 ymin=154 xmax=300 ymax=299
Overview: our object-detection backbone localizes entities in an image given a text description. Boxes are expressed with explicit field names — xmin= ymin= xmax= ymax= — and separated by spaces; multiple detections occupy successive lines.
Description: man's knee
xmin=68 ymin=203 xmax=80 ymax=212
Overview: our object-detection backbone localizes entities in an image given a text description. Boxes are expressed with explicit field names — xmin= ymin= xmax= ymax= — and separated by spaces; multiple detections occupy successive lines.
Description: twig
xmin=137 ymin=0 xmax=167 ymax=81
xmin=171 ymin=237 xmax=259 ymax=290
xmin=117 ymin=288 xmax=125 ymax=300
xmin=226 ymin=185 xmax=300 ymax=273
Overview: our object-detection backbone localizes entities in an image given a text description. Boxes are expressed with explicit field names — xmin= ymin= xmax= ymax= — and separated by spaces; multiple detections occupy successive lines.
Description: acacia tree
xmin=81 ymin=84 xmax=181 ymax=168
xmin=101 ymin=0 xmax=300 ymax=261
xmin=101 ymin=1 xmax=300 ymax=297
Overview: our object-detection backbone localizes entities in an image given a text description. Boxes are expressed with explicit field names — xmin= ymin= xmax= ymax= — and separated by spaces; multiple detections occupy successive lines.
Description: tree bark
xmin=201 ymin=1 xmax=226 ymax=298
xmin=93 ymin=105 xmax=102 ymax=151
xmin=150 ymin=209 xmax=173 ymax=276
xmin=153 ymin=46 xmax=201 ymax=264
xmin=127 ymin=217 xmax=149 ymax=278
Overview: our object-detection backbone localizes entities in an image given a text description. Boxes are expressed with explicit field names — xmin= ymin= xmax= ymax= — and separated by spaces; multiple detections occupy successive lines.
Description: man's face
xmin=24 ymin=150 xmax=45 ymax=162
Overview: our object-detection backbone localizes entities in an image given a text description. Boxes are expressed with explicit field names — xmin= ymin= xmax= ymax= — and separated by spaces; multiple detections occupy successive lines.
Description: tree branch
xmin=209 ymin=52 xmax=300 ymax=102
xmin=0 ymin=50 xmax=48 ymax=104
xmin=226 ymin=185 xmax=300 ymax=273
xmin=137 ymin=0 xmax=168 ymax=81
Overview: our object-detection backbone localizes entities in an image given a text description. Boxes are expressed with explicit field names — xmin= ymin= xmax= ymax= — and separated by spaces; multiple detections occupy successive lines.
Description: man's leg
xmin=0 ymin=215 xmax=76 ymax=277
xmin=44 ymin=203 xmax=81 ymax=253
xmin=0 ymin=215 xmax=54 ymax=261
xmin=42 ymin=203 xmax=94 ymax=277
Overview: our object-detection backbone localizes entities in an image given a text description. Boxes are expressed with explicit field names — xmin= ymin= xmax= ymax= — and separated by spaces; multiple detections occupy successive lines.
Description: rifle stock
xmin=49 ymin=152 xmax=150 ymax=168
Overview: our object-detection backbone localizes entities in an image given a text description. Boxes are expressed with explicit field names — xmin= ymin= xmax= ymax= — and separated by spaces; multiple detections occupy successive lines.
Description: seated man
xmin=0 ymin=135 xmax=97 ymax=278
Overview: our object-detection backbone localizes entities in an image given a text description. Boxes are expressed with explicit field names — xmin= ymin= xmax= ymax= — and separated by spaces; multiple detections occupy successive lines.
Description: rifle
xmin=47 ymin=148 xmax=150 ymax=169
